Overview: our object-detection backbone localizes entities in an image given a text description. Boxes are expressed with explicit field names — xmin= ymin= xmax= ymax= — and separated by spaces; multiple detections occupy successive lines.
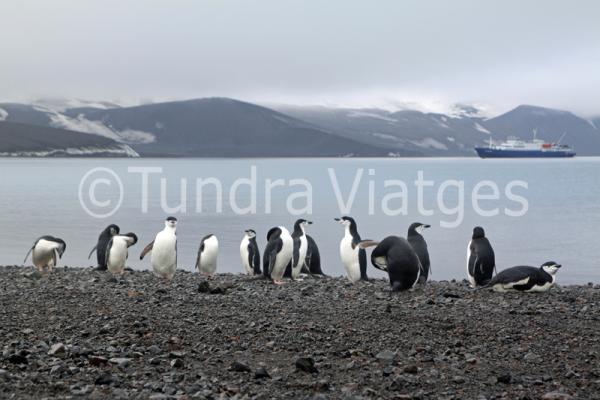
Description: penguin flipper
xmin=359 ymin=248 xmax=369 ymax=280
xmin=357 ymin=240 xmax=379 ymax=249
xmin=23 ymin=246 xmax=34 ymax=264
xmin=87 ymin=244 xmax=98 ymax=260
xmin=195 ymin=243 xmax=204 ymax=271
xmin=139 ymin=241 xmax=154 ymax=260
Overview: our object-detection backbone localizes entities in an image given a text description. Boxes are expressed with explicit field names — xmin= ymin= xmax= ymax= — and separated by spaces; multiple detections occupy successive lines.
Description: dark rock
xmin=170 ymin=358 xmax=184 ymax=368
xmin=7 ymin=353 xmax=28 ymax=364
xmin=497 ymin=374 xmax=512 ymax=384
xmin=254 ymin=367 xmax=270 ymax=379
xmin=230 ymin=361 xmax=252 ymax=373
xmin=88 ymin=356 xmax=108 ymax=366
xmin=295 ymin=357 xmax=318 ymax=373
xmin=94 ymin=373 xmax=114 ymax=385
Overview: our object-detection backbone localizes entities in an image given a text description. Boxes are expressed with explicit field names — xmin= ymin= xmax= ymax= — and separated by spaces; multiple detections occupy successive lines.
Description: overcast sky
xmin=1 ymin=0 xmax=599 ymax=115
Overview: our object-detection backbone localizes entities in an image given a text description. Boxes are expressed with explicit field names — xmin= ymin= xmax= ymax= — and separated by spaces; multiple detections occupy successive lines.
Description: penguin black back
xmin=371 ymin=236 xmax=421 ymax=291
xmin=304 ymin=235 xmax=324 ymax=275
xmin=89 ymin=224 xmax=120 ymax=270
xmin=467 ymin=226 xmax=496 ymax=286
xmin=263 ymin=227 xmax=282 ymax=278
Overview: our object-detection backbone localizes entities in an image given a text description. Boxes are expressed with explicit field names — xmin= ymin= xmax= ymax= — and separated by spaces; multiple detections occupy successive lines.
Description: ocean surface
xmin=1 ymin=157 xmax=598 ymax=284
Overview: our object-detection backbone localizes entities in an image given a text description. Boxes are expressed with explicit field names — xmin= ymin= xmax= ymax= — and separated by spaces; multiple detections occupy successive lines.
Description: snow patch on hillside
xmin=0 ymin=144 xmax=139 ymax=158
xmin=410 ymin=138 xmax=448 ymax=150
xmin=474 ymin=122 xmax=491 ymax=134
xmin=0 ymin=108 xmax=8 ymax=121
xmin=48 ymin=113 xmax=155 ymax=144
xmin=347 ymin=111 xmax=397 ymax=122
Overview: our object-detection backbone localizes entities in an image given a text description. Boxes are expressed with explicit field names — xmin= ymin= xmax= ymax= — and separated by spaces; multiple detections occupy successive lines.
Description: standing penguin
xmin=289 ymin=219 xmax=312 ymax=280
xmin=23 ymin=236 xmax=67 ymax=272
xmin=335 ymin=216 xmax=368 ymax=283
xmin=366 ymin=236 xmax=421 ymax=291
xmin=88 ymin=224 xmax=120 ymax=270
xmin=407 ymin=222 xmax=431 ymax=284
xmin=486 ymin=261 xmax=562 ymax=293
xmin=467 ymin=226 xmax=496 ymax=287
xmin=240 ymin=229 xmax=261 ymax=275
xmin=302 ymin=235 xmax=324 ymax=276
xmin=140 ymin=217 xmax=178 ymax=281
xmin=196 ymin=234 xmax=219 ymax=276
xmin=263 ymin=226 xmax=293 ymax=284
xmin=106 ymin=233 xmax=138 ymax=275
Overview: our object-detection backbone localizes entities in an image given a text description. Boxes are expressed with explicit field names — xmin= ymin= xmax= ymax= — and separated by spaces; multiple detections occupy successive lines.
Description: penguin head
xmin=409 ymin=222 xmax=431 ymax=234
xmin=541 ymin=261 xmax=561 ymax=275
xmin=55 ymin=238 xmax=67 ymax=258
xmin=165 ymin=216 xmax=178 ymax=229
xmin=106 ymin=224 xmax=120 ymax=236
xmin=244 ymin=229 xmax=257 ymax=239
xmin=295 ymin=219 xmax=313 ymax=230
xmin=334 ymin=216 xmax=355 ymax=228
xmin=123 ymin=233 xmax=138 ymax=246
xmin=472 ymin=226 xmax=486 ymax=239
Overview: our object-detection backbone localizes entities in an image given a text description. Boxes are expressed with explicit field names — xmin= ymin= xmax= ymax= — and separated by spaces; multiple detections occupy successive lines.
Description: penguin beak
xmin=334 ymin=218 xmax=341 ymax=222
xmin=307 ymin=221 xmax=313 ymax=225
xmin=423 ymin=224 xmax=431 ymax=229
xmin=555 ymin=264 xmax=562 ymax=269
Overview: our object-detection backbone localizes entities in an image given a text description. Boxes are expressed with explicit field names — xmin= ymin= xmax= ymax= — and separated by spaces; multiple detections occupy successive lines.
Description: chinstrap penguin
xmin=24 ymin=236 xmax=67 ymax=272
xmin=263 ymin=226 xmax=293 ymax=284
xmin=407 ymin=222 xmax=431 ymax=284
xmin=364 ymin=236 xmax=421 ymax=291
xmin=140 ymin=216 xmax=178 ymax=281
xmin=240 ymin=229 xmax=261 ymax=275
xmin=335 ymin=216 xmax=369 ymax=283
xmin=467 ymin=226 xmax=496 ymax=287
xmin=196 ymin=234 xmax=219 ymax=276
xmin=285 ymin=219 xmax=312 ymax=280
xmin=106 ymin=233 xmax=138 ymax=275
xmin=88 ymin=224 xmax=120 ymax=270
xmin=486 ymin=261 xmax=562 ymax=292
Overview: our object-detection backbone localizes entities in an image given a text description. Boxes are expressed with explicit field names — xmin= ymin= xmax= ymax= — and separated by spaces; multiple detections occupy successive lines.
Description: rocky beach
xmin=0 ymin=266 xmax=599 ymax=399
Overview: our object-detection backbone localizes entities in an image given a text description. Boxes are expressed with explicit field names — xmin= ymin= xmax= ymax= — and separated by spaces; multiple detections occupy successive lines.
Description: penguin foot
xmin=273 ymin=280 xmax=286 ymax=285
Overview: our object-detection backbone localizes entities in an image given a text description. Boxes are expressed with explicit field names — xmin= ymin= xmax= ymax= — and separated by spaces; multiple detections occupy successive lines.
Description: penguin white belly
xmin=494 ymin=277 xmax=530 ymax=292
xmin=107 ymin=238 xmax=129 ymax=275
xmin=32 ymin=239 xmax=58 ymax=270
xmin=271 ymin=234 xmax=293 ymax=281
xmin=340 ymin=236 xmax=361 ymax=283
xmin=151 ymin=231 xmax=177 ymax=279
xmin=199 ymin=236 xmax=219 ymax=275
xmin=466 ymin=241 xmax=476 ymax=288
xmin=291 ymin=236 xmax=308 ymax=279
xmin=526 ymin=275 xmax=555 ymax=293
xmin=240 ymin=237 xmax=253 ymax=275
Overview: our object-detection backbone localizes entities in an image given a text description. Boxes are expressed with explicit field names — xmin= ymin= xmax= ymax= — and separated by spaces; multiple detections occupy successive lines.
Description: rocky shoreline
xmin=0 ymin=266 xmax=599 ymax=399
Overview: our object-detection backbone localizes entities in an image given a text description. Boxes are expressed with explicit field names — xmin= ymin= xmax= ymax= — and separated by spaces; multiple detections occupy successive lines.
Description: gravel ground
xmin=0 ymin=265 xmax=599 ymax=400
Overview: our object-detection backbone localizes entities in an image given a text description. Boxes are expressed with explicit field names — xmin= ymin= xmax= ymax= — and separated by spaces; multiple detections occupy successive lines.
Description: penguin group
xmin=22 ymin=216 xmax=563 ymax=294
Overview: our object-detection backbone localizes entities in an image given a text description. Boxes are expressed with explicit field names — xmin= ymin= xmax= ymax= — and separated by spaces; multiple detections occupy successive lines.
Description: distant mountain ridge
xmin=1 ymin=98 xmax=599 ymax=157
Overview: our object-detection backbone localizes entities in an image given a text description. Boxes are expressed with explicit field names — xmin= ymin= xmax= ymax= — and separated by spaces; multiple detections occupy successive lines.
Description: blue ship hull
xmin=475 ymin=147 xmax=576 ymax=158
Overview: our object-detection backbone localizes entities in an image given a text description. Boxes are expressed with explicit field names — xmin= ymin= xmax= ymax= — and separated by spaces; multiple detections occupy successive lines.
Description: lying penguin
xmin=485 ymin=261 xmax=562 ymax=292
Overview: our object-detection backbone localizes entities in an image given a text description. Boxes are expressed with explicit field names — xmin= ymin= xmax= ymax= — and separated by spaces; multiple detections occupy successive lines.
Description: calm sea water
xmin=0 ymin=157 xmax=598 ymax=284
